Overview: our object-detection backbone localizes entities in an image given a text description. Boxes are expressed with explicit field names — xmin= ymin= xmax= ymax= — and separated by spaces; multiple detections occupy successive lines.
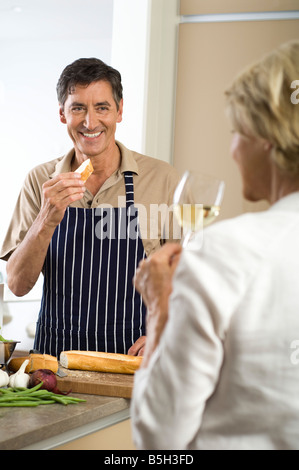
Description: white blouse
xmin=131 ymin=192 xmax=299 ymax=450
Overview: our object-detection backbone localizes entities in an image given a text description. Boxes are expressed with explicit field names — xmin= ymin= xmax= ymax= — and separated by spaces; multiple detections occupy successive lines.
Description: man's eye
xmin=72 ymin=107 xmax=84 ymax=113
xmin=97 ymin=107 xmax=109 ymax=112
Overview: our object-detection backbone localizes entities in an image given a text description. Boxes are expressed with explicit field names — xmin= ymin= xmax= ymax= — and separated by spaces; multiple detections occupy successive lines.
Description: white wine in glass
xmin=173 ymin=171 xmax=225 ymax=246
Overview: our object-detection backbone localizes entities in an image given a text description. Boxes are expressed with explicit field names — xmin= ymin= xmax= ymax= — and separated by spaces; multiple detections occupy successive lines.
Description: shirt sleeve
xmin=0 ymin=170 xmax=42 ymax=260
xmin=131 ymin=222 xmax=260 ymax=449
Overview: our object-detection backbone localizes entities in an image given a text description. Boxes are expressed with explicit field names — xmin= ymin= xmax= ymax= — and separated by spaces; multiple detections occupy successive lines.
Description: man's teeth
xmin=83 ymin=131 xmax=102 ymax=138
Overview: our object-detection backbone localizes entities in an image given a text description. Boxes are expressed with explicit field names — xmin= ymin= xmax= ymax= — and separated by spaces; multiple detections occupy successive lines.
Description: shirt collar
xmin=270 ymin=191 xmax=299 ymax=212
xmin=50 ymin=141 xmax=139 ymax=179
xmin=116 ymin=141 xmax=139 ymax=175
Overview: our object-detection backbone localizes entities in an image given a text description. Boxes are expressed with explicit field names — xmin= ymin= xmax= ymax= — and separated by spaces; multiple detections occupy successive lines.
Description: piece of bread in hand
xmin=75 ymin=159 xmax=94 ymax=182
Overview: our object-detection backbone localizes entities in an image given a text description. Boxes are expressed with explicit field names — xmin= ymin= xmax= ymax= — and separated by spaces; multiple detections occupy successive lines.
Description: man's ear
xmin=117 ymin=98 xmax=124 ymax=124
xmin=59 ymin=105 xmax=67 ymax=124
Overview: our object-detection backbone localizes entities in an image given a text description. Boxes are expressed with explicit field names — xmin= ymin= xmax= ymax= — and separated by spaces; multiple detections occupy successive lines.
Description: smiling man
xmin=0 ymin=58 xmax=179 ymax=358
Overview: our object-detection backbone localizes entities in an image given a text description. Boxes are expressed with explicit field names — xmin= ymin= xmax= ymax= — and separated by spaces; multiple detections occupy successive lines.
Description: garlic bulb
xmin=0 ymin=369 xmax=9 ymax=388
xmin=9 ymin=359 xmax=30 ymax=388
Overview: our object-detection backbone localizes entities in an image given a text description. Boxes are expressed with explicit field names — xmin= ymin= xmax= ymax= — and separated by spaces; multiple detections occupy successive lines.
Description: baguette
xmin=8 ymin=354 xmax=58 ymax=374
xmin=75 ymin=159 xmax=94 ymax=182
xmin=60 ymin=350 xmax=142 ymax=374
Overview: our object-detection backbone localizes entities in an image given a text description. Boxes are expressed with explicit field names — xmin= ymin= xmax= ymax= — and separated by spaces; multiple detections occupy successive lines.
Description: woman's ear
xmin=263 ymin=140 xmax=273 ymax=153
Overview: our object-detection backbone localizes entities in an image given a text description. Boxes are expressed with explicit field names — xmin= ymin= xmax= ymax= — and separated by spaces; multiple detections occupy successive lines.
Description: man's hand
xmin=128 ymin=336 xmax=146 ymax=356
xmin=6 ymin=172 xmax=85 ymax=297
xmin=41 ymin=172 xmax=86 ymax=228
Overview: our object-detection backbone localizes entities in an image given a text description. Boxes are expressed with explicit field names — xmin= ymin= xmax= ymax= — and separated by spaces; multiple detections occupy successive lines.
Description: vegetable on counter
xmin=29 ymin=369 xmax=70 ymax=395
xmin=0 ymin=382 xmax=86 ymax=407
xmin=0 ymin=334 xmax=10 ymax=342
xmin=9 ymin=360 xmax=30 ymax=388
xmin=0 ymin=328 xmax=13 ymax=342
xmin=0 ymin=355 xmax=81 ymax=406
xmin=0 ymin=369 xmax=9 ymax=388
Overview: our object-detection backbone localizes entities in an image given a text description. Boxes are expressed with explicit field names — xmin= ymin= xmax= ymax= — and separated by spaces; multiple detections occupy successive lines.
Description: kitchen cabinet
xmin=55 ymin=418 xmax=135 ymax=451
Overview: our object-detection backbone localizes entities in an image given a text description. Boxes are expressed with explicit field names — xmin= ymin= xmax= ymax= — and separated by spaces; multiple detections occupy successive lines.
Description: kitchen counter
xmin=0 ymin=351 xmax=132 ymax=450
xmin=0 ymin=392 xmax=131 ymax=450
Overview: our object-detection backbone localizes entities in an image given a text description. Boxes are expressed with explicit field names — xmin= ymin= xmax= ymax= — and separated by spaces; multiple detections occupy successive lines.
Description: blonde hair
xmin=225 ymin=40 xmax=299 ymax=174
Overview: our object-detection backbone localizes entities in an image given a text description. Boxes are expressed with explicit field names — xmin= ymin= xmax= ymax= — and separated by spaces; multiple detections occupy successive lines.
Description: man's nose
xmin=84 ymin=109 xmax=98 ymax=130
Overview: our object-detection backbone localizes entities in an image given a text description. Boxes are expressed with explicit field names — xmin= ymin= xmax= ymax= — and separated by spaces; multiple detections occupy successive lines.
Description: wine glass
xmin=173 ymin=171 xmax=225 ymax=247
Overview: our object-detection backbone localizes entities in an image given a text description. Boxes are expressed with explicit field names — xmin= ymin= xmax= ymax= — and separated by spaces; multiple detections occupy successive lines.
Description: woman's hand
xmin=134 ymin=243 xmax=182 ymax=366
xmin=135 ymin=243 xmax=182 ymax=311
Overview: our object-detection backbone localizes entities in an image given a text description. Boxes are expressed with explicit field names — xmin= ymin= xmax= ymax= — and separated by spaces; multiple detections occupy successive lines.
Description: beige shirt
xmin=0 ymin=142 xmax=180 ymax=261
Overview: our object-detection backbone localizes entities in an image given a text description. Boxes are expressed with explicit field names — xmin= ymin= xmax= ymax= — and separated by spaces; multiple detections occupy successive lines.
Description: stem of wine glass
xmin=181 ymin=230 xmax=193 ymax=248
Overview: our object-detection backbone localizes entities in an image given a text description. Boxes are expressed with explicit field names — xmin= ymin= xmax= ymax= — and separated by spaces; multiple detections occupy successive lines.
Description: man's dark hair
xmin=56 ymin=58 xmax=123 ymax=109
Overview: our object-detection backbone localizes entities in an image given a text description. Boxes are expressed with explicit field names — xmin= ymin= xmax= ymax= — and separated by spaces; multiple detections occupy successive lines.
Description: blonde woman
xmin=131 ymin=40 xmax=299 ymax=450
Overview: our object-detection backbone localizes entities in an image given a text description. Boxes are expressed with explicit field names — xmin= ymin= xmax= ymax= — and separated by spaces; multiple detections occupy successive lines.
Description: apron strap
xmin=124 ymin=172 xmax=135 ymax=208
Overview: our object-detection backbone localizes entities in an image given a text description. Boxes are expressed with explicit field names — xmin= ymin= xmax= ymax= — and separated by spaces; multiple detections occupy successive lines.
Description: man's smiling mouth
xmin=81 ymin=131 xmax=103 ymax=138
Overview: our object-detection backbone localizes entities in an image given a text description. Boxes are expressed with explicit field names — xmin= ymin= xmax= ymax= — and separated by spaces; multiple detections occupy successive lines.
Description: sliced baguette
xmin=75 ymin=159 xmax=94 ymax=182
xmin=8 ymin=354 xmax=58 ymax=374
xmin=60 ymin=350 xmax=142 ymax=375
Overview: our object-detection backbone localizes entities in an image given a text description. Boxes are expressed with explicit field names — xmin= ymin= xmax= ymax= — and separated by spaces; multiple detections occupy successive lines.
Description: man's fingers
xmin=128 ymin=336 xmax=146 ymax=356
xmin=43 ymin=172 xmax=84 ymax=191
xmin=43 ymin=173 xmax=85 ymax=204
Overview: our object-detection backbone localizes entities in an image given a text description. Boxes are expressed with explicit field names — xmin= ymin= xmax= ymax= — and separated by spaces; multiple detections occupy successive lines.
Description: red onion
xmin=29 ymin=369 xmax=70 ymax=395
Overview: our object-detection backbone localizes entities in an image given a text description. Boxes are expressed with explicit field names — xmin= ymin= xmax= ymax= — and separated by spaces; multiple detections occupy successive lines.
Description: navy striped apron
xmin=34 ymin=172 xmax=146 ymax=357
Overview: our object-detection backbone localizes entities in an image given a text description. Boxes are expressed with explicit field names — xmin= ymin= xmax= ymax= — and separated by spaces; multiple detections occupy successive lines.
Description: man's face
xmin=59 ymin=80 xmax=123 ymax=159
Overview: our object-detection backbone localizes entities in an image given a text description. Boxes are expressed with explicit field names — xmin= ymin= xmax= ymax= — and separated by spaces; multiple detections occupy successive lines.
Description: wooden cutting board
xmin=56 ymin=367 xmax=135 ymax=398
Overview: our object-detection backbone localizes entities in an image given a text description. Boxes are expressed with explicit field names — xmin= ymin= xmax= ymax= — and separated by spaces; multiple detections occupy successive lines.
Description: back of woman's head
xmin=225 ymin=40 xmax=299 ymax=174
